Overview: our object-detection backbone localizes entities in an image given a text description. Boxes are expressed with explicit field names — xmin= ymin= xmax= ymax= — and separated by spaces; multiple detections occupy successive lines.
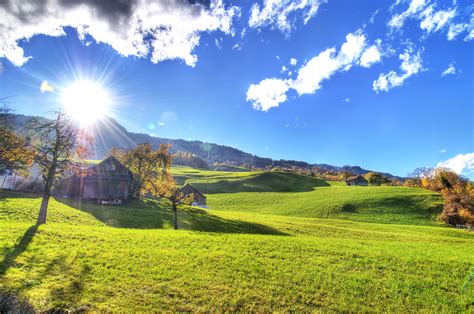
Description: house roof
xmin=180 ymin=183 xmax=206 ymax=199
xmin=346 ymin=175 xmax=368 ymax=182
xmin=65 ymin=156 xmax=133 ymax=181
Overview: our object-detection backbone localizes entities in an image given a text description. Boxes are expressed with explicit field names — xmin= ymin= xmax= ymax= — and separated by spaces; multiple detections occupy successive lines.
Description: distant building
xmin=179 ymin=183 xmax=207 ymax=207
xmin=55 ymin=156 xmax=133 ymax=201
xmin=0 ymin=164 xmax=44 ymax=192
xmin=345 ymin=175 xmax=368 ymax=186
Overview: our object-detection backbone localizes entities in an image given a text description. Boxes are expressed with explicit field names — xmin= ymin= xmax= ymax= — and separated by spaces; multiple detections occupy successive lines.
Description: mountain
xmin=12 ymin=114 xmax=404 ymax=179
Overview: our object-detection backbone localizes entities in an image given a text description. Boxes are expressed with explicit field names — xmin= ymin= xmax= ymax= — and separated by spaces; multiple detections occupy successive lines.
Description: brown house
xmin=346 ymin=175 xmax=369 ymax=186
xmin=180 ymin=183 xmax=207 ymax=206
xmin=55 ymin=156 xmax=133 ymax=201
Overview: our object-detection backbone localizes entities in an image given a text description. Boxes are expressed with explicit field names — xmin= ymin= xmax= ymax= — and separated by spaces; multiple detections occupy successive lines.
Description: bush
xmin=437 ymin=173 xmax=473 ymax=226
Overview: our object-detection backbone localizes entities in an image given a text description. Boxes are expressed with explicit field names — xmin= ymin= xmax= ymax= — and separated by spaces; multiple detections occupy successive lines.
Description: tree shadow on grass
xmin=45 ymin=256 xmax=92 ymax=311
xmin=333 ymin=195 xmax=443 ymax=225
xmin=0 ymin=190 xmax=39 ymax=200
xmin=0 ymin=225 xmax=37 ymax=276
xmin=358 ymin=195 xmax=442 ymax=218
xmin=1 ymin=251 xmax=93 ymax=312
xmin=189 ymin=172 xmax=329 ymax=194
xmin=57 ymin=197 xmax=288 ymax=236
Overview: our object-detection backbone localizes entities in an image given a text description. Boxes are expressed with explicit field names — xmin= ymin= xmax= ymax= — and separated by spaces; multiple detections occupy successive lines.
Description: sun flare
xmin=61 ymin=80 xmax=110 ymax=125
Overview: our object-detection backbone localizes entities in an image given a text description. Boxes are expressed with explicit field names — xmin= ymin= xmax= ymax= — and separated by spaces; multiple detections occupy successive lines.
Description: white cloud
xmin=419 ymin=6 xmax=456 ymax=34
xmin=249 ymin=0 xmax=325 ymax=33
xmin=290 ymin=58 xmax=298 ymax=65
xmin=247 ymin=30 xmax=372 ymax=111
xmin=281 ymin=65 xmax=288 ymax=73
xmin=441 ymin=63 xmax=457 ymax=77
xmin=0 ymin=0 xmax=239 ymax=67
xmin=215 ymin=38 xmax=222 ymax=50
xmin=463 ymin=14 xmax=474 ymax=41
xmin=448 ymin=23 xmax=468 ymax=40
xmin=373 ymin=47 xmax=423 ymax=92
xmin=437 ymin=153 xmax=474 ymax=175
xmin=246 ymin=78 xmax=291 ymax=111
xmin=232 ymin=43 xmax=242 ymax=51
xmin=291 ymin=48 xmax=338 ymax=95
xmin=439 ymin=149 xmax=447 ymax=153
xmin=0 ymin=62 xmax=3 ymax=75
xmin=359 ymin=40 xmax=382 ymax=68
xmin=388 ymin=0 xmax=428 ymax=29
xmin=293 ymin=32 xmax=366 ymax=95
xmin=466 ymin=30 xmax=474 ymax=41
xmin=40 ymin=80 xmax=54 ymax=93
xmin=388 ymin=0 xmax=464 ymax=39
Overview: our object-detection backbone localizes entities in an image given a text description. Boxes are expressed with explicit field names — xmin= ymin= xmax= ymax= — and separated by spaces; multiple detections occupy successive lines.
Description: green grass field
xmin=1 ymin=168 xmax=473 ymax=312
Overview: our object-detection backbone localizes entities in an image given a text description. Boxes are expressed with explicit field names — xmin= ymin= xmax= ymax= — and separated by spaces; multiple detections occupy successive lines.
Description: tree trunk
xmin=172 ymin=202 xmax=179 ymax=230
xmin=37 ymin=189 xmax=50 ymax=225
xmin=37 ymin=166 xmax=55 ymax=225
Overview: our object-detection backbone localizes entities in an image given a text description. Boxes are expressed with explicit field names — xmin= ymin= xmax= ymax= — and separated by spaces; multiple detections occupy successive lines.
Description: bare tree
xmin=29 ymin=111 xmax=93 ymax=225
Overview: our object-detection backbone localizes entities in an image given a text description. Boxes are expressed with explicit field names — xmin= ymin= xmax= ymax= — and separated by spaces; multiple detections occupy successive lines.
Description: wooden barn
xmin=180 ymin=183 xmax=207 ymax=207
xmin=55 ymin=156 xmax=133 ymax=201
xmin=346 ymin=175 xmax=369 ymax=186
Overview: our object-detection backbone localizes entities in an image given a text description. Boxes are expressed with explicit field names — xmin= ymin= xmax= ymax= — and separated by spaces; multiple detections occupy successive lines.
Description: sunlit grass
xmin=0 ymin=169 xmax=472 ymax=312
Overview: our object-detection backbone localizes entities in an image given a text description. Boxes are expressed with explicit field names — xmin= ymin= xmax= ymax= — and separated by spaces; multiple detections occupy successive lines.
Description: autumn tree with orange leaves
xmin=408 ymin=167 xmax=474 ymax=226
xmin=110 ymin=143 xmax=192 ymax=229
xmin=0 ymin=101 xmax=34 ymax=178
xmin=29 ymin=111 xmax=93 ymax=225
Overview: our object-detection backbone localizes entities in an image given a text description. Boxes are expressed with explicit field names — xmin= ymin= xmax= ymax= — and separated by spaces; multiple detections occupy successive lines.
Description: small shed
xmin=345 ymin=175 xmax=368 ymax=186
xmin=179 ymin=183 xmax=207 ymax=206
xmin=55 ymin=156 xmax=133 ymax=201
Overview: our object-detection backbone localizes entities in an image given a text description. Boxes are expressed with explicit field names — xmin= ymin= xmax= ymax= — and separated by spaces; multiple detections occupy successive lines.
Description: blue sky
xmin=0 ymin=0 xmax=473 ymax=177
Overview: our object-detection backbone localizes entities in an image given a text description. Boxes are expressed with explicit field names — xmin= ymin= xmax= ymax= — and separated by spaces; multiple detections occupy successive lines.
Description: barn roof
xmin=180 ymin=183 xmax=206 ymax=199
xmin=346 ymin=175 xmax=368 ymax=182
xmin=63 ymin=156 xmax=133 ymax=181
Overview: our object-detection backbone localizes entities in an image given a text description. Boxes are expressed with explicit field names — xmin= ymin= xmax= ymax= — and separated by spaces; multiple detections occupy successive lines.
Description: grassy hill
xmin=1 ymin=169 xmax=473 ymax=312
xmin=208 ymin=187 xmax=442 ymax=225
xmin=173 ymin=166 xmax=441 ymax=225
xmin=172 ymin=166 xmax=330 ymax=193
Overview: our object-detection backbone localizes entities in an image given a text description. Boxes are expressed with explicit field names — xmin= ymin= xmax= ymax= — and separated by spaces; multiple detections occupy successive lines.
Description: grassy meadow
xmin=0 ymin=167 xmax=473 ymax=312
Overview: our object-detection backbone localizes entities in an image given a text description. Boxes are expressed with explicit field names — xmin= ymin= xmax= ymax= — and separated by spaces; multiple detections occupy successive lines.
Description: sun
xmin=61 ymin=80 xmax=110 ymax=125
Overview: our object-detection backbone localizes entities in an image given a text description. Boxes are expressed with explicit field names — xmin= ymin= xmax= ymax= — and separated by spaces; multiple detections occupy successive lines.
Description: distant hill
xmin=12 ymin=114 xmax=404 ymax=180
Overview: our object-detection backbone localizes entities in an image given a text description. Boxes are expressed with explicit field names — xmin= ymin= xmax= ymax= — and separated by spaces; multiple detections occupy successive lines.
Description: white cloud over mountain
xmin=437 ymin=153 xmax=474 ymax=175
xmin=249 ymin=0 xmax=325 ymax=33
xmin=0 ymin=0 xmax=239 ymax=67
